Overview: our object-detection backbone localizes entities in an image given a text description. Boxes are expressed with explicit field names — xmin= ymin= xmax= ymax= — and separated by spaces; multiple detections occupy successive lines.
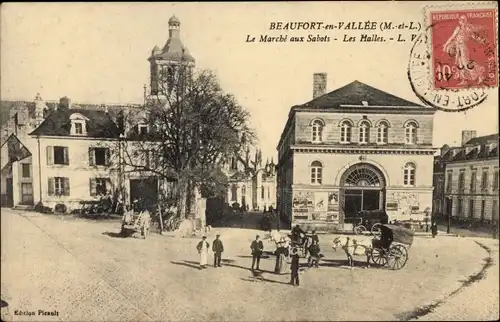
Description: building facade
xmin=223 ymin=149 xmax=276 ymax=211
xmin=0 ymin=16 xmax=205 ymax=225
xmin=435 ymin=131 xmax=499 ymax=224
xmin=276 ymin=75 xmax=436 ymax=231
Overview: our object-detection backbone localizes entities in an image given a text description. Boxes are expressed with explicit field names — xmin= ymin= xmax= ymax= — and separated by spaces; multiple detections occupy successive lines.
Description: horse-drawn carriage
xmin=370 ymin=224 xmax=414 ymax=270
xmin=348 ymin=210 xmax=389 ymax=235
xmin=120 ymin=210 xmax=151 ymax=239
xmin=332 ymin=224 xmax=414 ymax=270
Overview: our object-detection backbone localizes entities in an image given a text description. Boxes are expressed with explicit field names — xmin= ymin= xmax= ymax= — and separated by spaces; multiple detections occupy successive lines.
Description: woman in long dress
xmin=197 ymin=236 xmax=210 ymax=269
xmin=442 ymin=15 xmax=488 ymax=85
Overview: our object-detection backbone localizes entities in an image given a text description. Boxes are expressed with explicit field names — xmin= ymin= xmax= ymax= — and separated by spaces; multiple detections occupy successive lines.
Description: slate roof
xmin=155 ymin=38 xmax=195 ymax=62
xmin=465 ymin=133 xmax=498 ymax=146
xmin=29 ymin=108 xmax=122 ymax=138
xmin=297 ymin=81 xmax=430 ymax=109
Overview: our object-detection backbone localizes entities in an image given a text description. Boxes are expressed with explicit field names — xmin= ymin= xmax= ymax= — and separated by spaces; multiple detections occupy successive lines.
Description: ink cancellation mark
xmin=408 ymin=3 xmax=498 ymax=112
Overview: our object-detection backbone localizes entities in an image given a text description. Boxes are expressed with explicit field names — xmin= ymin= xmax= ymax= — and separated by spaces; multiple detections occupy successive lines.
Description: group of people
xmin=195 ymin=224 xmax=322 ymax=287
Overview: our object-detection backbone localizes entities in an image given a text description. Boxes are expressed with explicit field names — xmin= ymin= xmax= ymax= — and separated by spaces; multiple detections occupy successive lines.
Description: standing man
xmin=212 ymin=234 xmax=224 ymax=267
xmin=250 ymin=235 xmax=264 ymax=271
xmin=196 ymin=236 xmax=210 ymax=269
xmin=290 ymin=248 xmax=300 ymax=286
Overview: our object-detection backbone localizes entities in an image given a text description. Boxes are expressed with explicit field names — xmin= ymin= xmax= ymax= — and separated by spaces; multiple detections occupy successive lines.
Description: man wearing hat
xmin=250 ymin=235 xmax=264 ymax=271
xmin=290 ymin=247 xmax=300 ymax=286
xmin=212 ymin=234 xmax=224 ymax=267
xmin=196 ymin=236 xmax=210 ymax=269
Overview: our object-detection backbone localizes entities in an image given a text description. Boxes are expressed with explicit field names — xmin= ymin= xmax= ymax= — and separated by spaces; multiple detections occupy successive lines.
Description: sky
xmin=1 ymin=2 xmax=498 ymax=160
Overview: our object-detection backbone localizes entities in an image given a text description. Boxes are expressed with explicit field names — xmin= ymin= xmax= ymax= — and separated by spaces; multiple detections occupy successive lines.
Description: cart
xmin=120 ymin=210 xmax=151 ymax=239
xmin=351 ymin=210 xmax=390 ymax=236
xmin=370 ymin=224 xmax=414 ymax=270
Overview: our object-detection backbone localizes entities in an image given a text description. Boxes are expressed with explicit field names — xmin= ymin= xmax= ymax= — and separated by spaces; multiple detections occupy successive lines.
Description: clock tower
xmin=148 ymin=15 xmax=195 ymax=96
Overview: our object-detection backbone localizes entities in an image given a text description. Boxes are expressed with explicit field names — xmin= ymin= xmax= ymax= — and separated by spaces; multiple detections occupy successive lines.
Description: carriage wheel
xmin=386 ymin=245 xmax=408 ymax=270
xmin=370 ymin=248 xmax=388 ymax=267
xmin=371 ymin=223 xmax=382 ymax=236
xmin=355 ymin=225 xmax=366 ymax=235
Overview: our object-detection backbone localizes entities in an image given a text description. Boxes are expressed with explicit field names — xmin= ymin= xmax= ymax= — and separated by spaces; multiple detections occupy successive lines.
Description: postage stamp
xmin=408 ymin=2 xmax=498 ymax=112
xmin=429 ymin=8 xmax=498 ymax=90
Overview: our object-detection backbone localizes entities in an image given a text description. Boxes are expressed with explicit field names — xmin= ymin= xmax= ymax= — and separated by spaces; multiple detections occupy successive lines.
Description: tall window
xmin=231 ymin=185 xmax=237 ymax=201
xmin=468 ymin=199 xmax=475 ymax=218
xmin=261 ymin=185 xmax=265 ymax=199
xmin=458 ymin=170 xmax=465 ymax=192
xmin=457 ymin=198 xmax=463 ymax=217
xmin=404 ymin=121 xmax=418 ymax=144
xmin=241 ymin=185 xmax=246 ymax=196
xmin=75 ymin=122 xmax=83 ymax=134
xmin=340 ymin=121 xmax=352 ymax=143
xmin=90 ymin=178 xmax=110 ymax=196
xmin=493 ymin=200 xmax=499 ymax=222
xmin=470 ymin=169 xmax=477 ymax=193
xmin=310 ymin=161 xmax=323 ymax=184
xmin=311 ymin=120 xmax=323 ymax=143
xmin=481 ymin=170 xmax=489 ymax=190
xmin=403 ymin=162 xmax=416 ymax=186
xmin=22 ymin=164 xmax=30 ymax=178
xmin=358 ymin=121 xmax=370 ymax=144
xmin=480 ymin=200 xmax=486 ymax=221
xmin=377 ymin=121 xmax=389 ymax=144
xmin=89 ymin=148 xmax=110 ymax=166
xmin=446 ymin=171 xmax=453 ymax=192
xmin=494 ymin=169 xmax=499 ymax=190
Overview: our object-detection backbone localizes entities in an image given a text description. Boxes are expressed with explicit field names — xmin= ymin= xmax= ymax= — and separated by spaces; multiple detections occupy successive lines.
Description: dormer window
xmin=69 ymin=113 xmax=89 ymax=136
xmin=138 ymin=124 xmax=149 ymax=135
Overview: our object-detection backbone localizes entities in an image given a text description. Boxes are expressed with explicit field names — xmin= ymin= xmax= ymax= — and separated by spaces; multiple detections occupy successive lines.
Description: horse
xmin=332 ymin=236 xmax=372 ymax=269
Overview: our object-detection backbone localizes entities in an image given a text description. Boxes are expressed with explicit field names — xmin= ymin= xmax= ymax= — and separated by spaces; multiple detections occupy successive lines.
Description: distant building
xmin=434 ymin=131 xmax=499 ymax=224
xmin=223 ymin=148 xmax=276 ymax=211
xmin=276 ymin=74 xmax=437 ymax=232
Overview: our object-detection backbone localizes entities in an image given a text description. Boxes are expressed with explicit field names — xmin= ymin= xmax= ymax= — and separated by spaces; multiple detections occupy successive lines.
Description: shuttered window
xmin=89 ymin=147 xmax=111 ymax=166
xmin=90 ymin=178 xmax=111 ymax=196
xmin=48 ymin=177 xmax=70 ymax=196
xmin=47 ymin=146 xmax=69 ymax=165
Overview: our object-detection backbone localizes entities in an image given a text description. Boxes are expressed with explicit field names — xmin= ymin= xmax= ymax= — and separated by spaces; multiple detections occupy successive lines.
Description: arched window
xmin=404 ymin=162 xmax=416 ymax=186
xmin=359 ymin=120 xmax=370 ymax=144
xmin=310 ymin=161 xmax=323 ymax=184
xmin=340 ymin=121 xmax=352 ymax=143
xmin=231 ymin=184 xmax=237 ymax=201
xmin=377 ymin=121 xmax=389 ymax=144
xmin=241 ymin=185 xmax=246 ymax=196
xmin=261 ymin=185 xmax=265 ymax=199
xmin=405 ymin=121 xmax=418 ymax=144
xmin=311 ymin=120 xmax=324 ymax=143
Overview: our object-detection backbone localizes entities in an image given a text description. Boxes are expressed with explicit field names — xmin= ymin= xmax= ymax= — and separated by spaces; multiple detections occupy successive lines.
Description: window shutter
xmin=105 ymin=148 xmax=111 ymax=166
xmin=63 ymin=177 xmax=70 ymax=196
xmin=89 ymin=178 xmax=97 ymax=196
xmin=46 ymin=146 xmax=54 ymax=165
xmin=89 ymin=148 xmax=95 ymax=166
xmin=48 ymin=178 xmax=55 ymax=196
xmin=63 ymin=147 xmax=69 ymax=165
xmin=106 ymin=178 xmax=112 ymax=195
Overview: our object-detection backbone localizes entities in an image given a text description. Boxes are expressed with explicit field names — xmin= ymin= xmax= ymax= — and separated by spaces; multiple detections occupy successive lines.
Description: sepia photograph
xmin=1 ymin=1 xmax=498 ymax=321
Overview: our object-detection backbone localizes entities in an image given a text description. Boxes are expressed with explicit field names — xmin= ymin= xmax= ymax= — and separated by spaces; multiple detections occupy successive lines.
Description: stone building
xmin=435 ymin=131 xmax=499 ymax=224
xmin=223 ymin=148 xmax=277 ymax=211
xmin=0 ymin=15 xmax=206 ymax=229
xmin=276 ymin=74 xmax=437 ymax=231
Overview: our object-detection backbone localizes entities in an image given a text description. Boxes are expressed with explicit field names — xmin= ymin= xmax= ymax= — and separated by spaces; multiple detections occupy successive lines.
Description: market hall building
xmin=276 ymin=74 xmax=437 ymax=231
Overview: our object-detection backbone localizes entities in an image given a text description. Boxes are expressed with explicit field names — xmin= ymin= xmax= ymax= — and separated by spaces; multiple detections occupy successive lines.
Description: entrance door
xmin=129 ymin=177 xmax=158 ymax=211
xmin=344 ymin=190 xmax=362 ymax=217
xmin=363 ymin=190 xmax=380 ymax=211
xmin=21 ymin=183 xmax=34 ymax=205
xmin=4 ymin=178 xmax=13 ymax=207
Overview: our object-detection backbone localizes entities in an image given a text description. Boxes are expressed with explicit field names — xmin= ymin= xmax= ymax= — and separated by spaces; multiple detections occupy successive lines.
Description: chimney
xmin=313 ymin=73 xmax=327 ymax=99
xmin=461 ymin=130 xmax=477 ymax=146
xmin=59 ymin=96 xmax=72 ymax=110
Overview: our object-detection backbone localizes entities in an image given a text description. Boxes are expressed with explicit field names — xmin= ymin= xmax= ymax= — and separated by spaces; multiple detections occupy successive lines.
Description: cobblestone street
xmin=1 ymin=209 xmax=498 ymax=321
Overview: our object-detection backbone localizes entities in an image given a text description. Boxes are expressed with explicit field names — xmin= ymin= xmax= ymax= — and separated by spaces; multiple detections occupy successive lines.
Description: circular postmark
xmin=408 ymin=18 xmax=496 ymax=112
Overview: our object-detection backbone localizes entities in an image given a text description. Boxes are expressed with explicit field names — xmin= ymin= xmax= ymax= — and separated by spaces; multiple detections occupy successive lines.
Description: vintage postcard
xmin=1 ymin=1 xmax=498 ymax=321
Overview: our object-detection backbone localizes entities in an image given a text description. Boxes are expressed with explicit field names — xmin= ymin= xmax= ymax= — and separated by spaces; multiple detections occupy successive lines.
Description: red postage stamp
xmin=429 ymin=8 xmax=498 ymax=90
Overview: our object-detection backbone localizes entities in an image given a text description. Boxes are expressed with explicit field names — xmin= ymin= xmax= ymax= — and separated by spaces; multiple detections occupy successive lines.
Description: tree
xmin=111 ymin=62 xmax=255 ymax=226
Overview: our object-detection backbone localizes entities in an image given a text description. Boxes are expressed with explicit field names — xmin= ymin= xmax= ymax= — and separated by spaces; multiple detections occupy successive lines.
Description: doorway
xmin=129 ymin=177 xmax=158 ymax=211
xmin=21 ymin=183 xmax=34 ymax=205
xmin=339 ymin=163 xmax=386 ymax=221
xmin=4 ymin=178 xmax=13 ymax=207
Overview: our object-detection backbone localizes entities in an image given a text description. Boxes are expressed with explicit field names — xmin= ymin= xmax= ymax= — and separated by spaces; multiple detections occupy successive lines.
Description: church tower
xmin=148 ymin=15 xmax=195 ymax=96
